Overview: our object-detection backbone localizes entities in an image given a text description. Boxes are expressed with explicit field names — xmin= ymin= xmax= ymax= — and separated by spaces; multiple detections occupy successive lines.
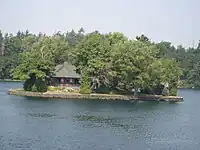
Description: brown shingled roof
xmin=54 ymin=62 xmax=80 ymax=78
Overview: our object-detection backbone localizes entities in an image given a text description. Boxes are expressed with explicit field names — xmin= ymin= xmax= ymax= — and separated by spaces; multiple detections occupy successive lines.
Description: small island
xmin=0 ymin=30 xmax=183 ymax=102
xmin=8 ymin=60 xmax=183 ymax=102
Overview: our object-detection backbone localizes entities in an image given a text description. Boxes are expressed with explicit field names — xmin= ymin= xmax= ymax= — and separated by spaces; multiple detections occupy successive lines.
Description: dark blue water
xmin=0 ymin=82 xmax=199 ymax=150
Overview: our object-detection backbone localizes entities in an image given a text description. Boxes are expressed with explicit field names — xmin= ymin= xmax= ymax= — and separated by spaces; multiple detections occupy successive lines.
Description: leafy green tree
xmin=12 ymin=36 xmax=60 ymax=92
xmin=0 ymin=57 xmax=15 ymax=79
xmin=71 ymin=32 xmax=182 ymax=95
xmin=108 ymin=40 xmax=159 ymax=93
xmin=79 ymin=70 xmax=91 ymax=94
xmin=105 ymin=32 xmax=128 ymax=45
xmin=0 ymin=30 xmax=4 ymax=56
xmin=50 ymin=34 xmax=70 ymax=65
xmin=66 ymin=28 xmax=85 ymax=47
xmin=187 ymin=49 xmax=200 ymax=88
xmin=0 ymin=28 xmax=191 ymax=95
xmin=71 ymin=31 xmax=111 ymax=76
xmin=149 ymin=59 xmax=182 ymax=95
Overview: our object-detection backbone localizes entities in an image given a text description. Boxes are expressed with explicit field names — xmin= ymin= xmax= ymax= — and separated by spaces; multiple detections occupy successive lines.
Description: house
xmin=50 ymin=62 xmax=80 ymax=87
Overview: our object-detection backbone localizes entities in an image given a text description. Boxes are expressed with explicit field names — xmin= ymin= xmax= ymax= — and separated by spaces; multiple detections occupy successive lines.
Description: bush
xmin=23 ymin=78 xmax=35 ymax=91
xmin=23 ymin=77 xmax=48 ymax=92
xmin=169 ymin=87 xmax=177 ymax=96
xmin=31 ymin=84 xmax=38 ymax=92
xmin=169 ymin=82 xmax=178 ymax=96
xmin=79 ymin=72 xmax=91 ymax=94
xmin=95 ymin=84 xmax=110 ymax=94
xmin=35 ymin=79 xmax=48 ymax=92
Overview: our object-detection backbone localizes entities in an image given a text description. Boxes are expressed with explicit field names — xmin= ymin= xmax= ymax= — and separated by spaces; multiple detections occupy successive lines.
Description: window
xmin=70 ymin=79 xmax=73 ymax=83
xmin=61 ymin=78 xmax=64 ymax=84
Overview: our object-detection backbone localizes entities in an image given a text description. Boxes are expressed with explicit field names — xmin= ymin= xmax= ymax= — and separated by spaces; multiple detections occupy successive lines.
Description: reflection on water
xmin=74 ymin=115 xmax=131 ymax=129
xmin=27 ymin=113 xmax=57 ymax=118
xmin=1 ymin=82 xmax=200 ymax=150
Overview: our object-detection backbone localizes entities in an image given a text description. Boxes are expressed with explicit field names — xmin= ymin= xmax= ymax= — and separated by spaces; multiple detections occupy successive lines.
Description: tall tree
xmin=0 ymin=30 xmax=4 ymax=56
xmin=71 ymin=31 xmax=111 ymax=76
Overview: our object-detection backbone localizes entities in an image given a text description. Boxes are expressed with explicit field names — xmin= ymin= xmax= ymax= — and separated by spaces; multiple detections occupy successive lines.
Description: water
xmin=0 ymin=82 xmax=200 ymax=150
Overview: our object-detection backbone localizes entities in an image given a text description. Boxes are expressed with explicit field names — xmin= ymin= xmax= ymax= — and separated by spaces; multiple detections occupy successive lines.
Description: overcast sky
xmin=0 ymin=0 xmax=199 ymax=47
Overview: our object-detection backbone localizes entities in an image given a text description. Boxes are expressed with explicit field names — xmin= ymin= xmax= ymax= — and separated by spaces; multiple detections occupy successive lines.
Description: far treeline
xmin=0 ymin=28 xmax=199 ymax=96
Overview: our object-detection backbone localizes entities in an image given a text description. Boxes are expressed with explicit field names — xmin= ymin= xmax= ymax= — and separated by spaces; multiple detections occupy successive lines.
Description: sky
xmin=0 ymin=0 xmax=199 ymax=47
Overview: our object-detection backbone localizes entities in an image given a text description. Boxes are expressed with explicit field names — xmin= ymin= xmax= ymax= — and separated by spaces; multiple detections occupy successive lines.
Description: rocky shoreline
xmin=8 ymin=89 xmax=183 ymax=102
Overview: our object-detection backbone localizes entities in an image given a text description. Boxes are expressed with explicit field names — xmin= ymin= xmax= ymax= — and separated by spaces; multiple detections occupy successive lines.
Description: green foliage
xmin=79 ymin=71 xmax=91 ymax=94
xmin=105 ymin=32 xmax=128 ymax=45
xmin=23 ymin=74 xmax=48 ymax=92
xmin=169 ymin=86 xmax=178 ymax=96
xmin=66 ymin=29 xmax=84 ymax=47
xmin=10 ymin=33 xmax=71 ymax=92
xmin=95 ymin=84 xmax=110 ymax=94
xmin=136 ymin=34 xmax=150 ymax=43
xmin=0 ymin=30 xmax=3 ymax=56
xmin=23 ymin=78 xmax=34 ymax=91
xmin=1 ymin=28 xmax=198 ymax=95
xmin=109 ymin=40 xmax=159 ymax=91
xmin=71 ymin=31 xmax=111 ymax=76
xmin=34 ymin=79 xmax=48 ymax=92
xmin=11 ymin=34 xmax=71 ymax=81
xmin=187 ymin=61 xmax=200 ymax=88
xmin=31 ymin=84 xmax=38 ymax=92
xmin=70 ymin=32 xmax=183 ymax=95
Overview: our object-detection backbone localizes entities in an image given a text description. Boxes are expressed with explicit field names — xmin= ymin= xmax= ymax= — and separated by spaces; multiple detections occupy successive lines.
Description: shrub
xmin=23 ymin=77 xmax=48 ymax=92
xmin=169 ymin=82 xmax=178 ymax=96
xmin=169 ymin=87 xmax=177 ymax=96
xmin=95 ymin=84 xmax=110 ymax=94
xmin=31 ymin=84 xmax=38 ymax=92
xmin=23 ymin=78 xmax=35 ymax=91
xmin=34 ymin=79 xmax=48 ymax=92
xmin=79 ymin=72 xmax=91 ymax=94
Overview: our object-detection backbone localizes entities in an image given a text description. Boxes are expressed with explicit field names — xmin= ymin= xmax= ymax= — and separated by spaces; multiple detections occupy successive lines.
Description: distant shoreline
xmin=0 ymin=79 xmax=24 ymax=82
xmin=8 ymin=89 xmax=184 ymax=102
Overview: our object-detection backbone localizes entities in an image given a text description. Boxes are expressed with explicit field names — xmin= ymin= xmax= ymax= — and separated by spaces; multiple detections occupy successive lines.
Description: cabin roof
xmin=54 ymin=62 xmax=80 ymax=78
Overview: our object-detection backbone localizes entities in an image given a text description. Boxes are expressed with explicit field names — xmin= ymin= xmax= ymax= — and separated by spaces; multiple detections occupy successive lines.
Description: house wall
xmin=50 ymin=77 xmax=80 ymax=87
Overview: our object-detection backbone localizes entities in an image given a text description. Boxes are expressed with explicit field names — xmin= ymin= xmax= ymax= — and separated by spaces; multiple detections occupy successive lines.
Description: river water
xmin=0 ymin=82 xmax=200 ymax=150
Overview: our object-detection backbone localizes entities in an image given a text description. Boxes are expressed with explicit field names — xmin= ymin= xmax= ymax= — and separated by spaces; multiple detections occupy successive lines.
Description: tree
xmin=0 ymin=30 xmax=4 ymax=56
xmin=0 ymin=57 xmax=15 ymax=79
xmin=66 ymin=28 xmax=85 ymax=47
xmin=107 ymin=40 xmax=159 ymax=93
xmin=187 ymin=57 xmax=200 ymax=88
xmin=71 ymin=31 xmax=182 ymax=95
xmin=50 ymin=34 xmax=70 ymax=65
xmin=105 ymin=32 xmax=128 ymax=45
xmin=136 ymin=34 xmax=150 ymax=43
xmin=79 ymin=69 xmax=91 ymax=94
xmin=149 ymin=59 xmax=182 ymax=95
xmin=11 ymin=36 xmax=68 ymax=92
xmin=71 ymin=31 xmax=111 ymax=76
xmin=0 ymin=28 xmax=187 ymax=95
